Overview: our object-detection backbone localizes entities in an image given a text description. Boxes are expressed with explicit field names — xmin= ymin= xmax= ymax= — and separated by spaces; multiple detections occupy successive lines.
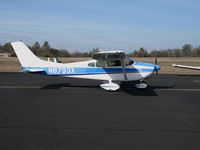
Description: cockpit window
xmin=124 ymin=57 xmax=134 ymax=66
xmin=96 ymin=60 xmax=107 ymax=67
xmin=107 ymin=60 xmax=121 ymax=67
xmin=95 ymin=57 xmax=133 ymax=68
xmin=88 ymin=62 xmax=95 ymax=67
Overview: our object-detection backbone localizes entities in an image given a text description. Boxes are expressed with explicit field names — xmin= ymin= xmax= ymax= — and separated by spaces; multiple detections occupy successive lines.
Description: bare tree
xmin=32 ymin=42 xmax=40 ymax=55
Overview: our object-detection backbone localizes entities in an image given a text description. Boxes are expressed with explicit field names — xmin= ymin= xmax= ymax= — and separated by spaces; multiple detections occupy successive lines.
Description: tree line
xmin=0 ymin=41 xmax=100 ymax=57
xmin=0 ymin=41 xmax=200 ymax=57
xmin=128 ymin=44 xmax=200 ymax=57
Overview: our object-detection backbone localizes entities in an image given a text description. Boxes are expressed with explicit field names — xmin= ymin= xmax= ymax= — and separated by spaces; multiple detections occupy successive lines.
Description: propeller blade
xmin=155 ymin=54 xmax=157 ymax=65
xmin=155 ymin=53 xmax=158 ymax=75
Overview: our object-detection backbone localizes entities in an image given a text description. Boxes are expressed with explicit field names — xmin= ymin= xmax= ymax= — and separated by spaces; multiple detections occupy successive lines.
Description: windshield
xmin=124 ymin=57 xmax=134 ymax=66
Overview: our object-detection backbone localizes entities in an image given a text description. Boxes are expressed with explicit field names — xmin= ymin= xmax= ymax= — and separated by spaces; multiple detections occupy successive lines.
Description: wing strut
xmin=120 ymin=56 xmax=128 ymax=80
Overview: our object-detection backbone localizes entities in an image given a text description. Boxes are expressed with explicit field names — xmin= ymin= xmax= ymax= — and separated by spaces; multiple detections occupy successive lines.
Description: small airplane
xmin=11 ymin=41 xmax=161 ymax=91
xmin=172 ymin=64 xmax=200 ymax=70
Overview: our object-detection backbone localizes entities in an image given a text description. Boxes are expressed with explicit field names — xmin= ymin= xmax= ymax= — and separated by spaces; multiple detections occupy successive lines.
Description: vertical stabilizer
xmin=11 ymin=41 xmax=43 ymax=67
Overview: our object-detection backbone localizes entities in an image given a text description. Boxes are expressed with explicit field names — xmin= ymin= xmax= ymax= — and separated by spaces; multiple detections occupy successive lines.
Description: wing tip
xmin=172 ymin=64 xmax=177 ymax=67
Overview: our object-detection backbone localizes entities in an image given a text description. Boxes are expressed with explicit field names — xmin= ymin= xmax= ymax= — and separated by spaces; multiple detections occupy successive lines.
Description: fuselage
xmin=22 ymin=59 xmax=160 ymax=82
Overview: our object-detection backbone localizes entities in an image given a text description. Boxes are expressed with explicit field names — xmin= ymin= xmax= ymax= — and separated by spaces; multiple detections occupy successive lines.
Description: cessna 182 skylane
xmin=11 ymin=41 xmax=161 ymax=91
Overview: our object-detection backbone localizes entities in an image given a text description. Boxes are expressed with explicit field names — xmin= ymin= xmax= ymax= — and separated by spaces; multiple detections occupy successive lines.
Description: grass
xmin=0 ymin=57 xmax=200 ymax=74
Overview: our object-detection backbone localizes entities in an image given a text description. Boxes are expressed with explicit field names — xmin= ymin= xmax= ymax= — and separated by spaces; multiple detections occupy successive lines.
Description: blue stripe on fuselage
xmin=22 ymin=66 xmax=154 ymax=76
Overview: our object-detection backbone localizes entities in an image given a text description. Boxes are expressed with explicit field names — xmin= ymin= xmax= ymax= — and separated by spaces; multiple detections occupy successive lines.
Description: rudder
xmin=11 ymin=41 xmax=43 ymax=67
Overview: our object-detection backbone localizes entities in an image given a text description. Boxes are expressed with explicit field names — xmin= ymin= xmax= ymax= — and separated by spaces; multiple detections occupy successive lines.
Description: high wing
xmin=92 ymin=51 xmax=125 ymax=60
xmin=172 ymin=64 xmax=200 ymax=70
xmin=93 ymin=51 xmax=128 ymax=80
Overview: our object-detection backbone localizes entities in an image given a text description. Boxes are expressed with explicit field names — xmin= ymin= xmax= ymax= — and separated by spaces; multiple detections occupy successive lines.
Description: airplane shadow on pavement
xmin=41 ymin=82 xmax=175 ymax=96
xmin=120 ymin=82 xmax=175 ymax=96
xmin=42 ymin=83 xmax=99 ymax=89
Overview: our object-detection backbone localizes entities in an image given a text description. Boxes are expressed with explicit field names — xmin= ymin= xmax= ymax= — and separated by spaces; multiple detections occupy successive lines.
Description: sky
xmin=0 ymin=0 xmax=200 ymax=53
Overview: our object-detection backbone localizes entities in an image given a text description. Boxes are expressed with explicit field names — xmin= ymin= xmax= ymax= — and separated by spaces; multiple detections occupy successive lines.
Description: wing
xmin=92 ymin=51 xmax=125 ymax=60
xmin=172 ymin=64 xmax=200 ymax=70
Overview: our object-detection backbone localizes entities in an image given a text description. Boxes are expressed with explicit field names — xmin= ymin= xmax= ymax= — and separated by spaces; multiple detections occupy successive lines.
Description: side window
xmin=107 ymin=60 xmax=121 ymax=67
xmin=96 ymin=60 xmax=107 ymax=67
xmin=88 ymin=62 xmax=95 ymax=67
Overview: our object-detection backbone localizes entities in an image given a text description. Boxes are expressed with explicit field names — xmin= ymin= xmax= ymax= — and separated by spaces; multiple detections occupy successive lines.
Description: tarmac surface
xmin=0 ymin=72 xmax=200 ymax=150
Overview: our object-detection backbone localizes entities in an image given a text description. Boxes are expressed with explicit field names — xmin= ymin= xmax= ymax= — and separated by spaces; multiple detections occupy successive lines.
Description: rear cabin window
xmin=96 ymin=60 xmax=107 ymax=67
xmin=107 ymin=60 xmax=121 ymax=67
xmin=88 ymin=62 xmax=95 ymax=67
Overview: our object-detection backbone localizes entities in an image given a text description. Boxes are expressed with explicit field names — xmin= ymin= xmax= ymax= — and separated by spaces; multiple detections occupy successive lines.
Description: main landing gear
xmin=100 ymin=80 xmax=148 ymax=91
xmin=135 ymin=81 xmax=148 ymax=89
xmin=100 ymin=81 xmax=120 ymax=91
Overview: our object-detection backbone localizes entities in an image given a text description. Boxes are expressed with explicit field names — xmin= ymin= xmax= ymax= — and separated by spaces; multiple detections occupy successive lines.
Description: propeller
xmin=154 ymin=53 xmax=159 ymax=75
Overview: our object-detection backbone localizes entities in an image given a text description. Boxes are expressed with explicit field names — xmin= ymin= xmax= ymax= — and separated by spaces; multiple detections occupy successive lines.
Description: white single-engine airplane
xmin=11 ymin=41 xmax=161 ymax=91
xmin=172 ymin=64 xmax=200 ymax=70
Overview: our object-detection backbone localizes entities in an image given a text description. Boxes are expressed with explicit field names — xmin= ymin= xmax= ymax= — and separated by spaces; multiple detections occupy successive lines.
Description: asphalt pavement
xmin=0 ymin=72 xmax=200 ymax=150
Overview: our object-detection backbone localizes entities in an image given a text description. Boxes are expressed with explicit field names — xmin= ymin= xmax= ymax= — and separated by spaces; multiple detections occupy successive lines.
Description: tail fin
xmin=11 ymin=41 xmax=43 ymax=67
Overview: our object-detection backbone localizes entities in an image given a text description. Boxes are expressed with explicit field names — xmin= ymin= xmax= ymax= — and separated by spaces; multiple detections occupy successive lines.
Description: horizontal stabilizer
xmin=22 ymin=68 xmax=46 ymax=73
xmin=27 ymin=69 xmax=45 ymax=72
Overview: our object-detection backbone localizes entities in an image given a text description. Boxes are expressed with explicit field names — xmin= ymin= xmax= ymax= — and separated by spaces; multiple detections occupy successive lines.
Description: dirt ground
xmin=0 ymin=57 xmax=200 ymax=74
